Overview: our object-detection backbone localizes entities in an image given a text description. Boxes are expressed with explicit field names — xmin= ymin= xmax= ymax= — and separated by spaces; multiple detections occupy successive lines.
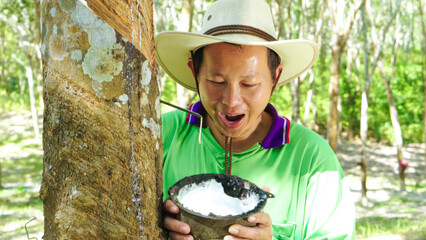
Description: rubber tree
xmin=419 ymin=0 xmax=426 ymax=170
xmin=359 ymin=0 xmax=400 ymax=202
xmin=39 ymin=0 xmax=165 ymax=238
xmin=327 ymin=0 xmax=364 ymax=152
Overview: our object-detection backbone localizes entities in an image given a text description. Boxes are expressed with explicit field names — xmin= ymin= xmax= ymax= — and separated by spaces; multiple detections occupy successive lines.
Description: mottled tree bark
xmin=39 ymin=0 xmax=165 ymax=239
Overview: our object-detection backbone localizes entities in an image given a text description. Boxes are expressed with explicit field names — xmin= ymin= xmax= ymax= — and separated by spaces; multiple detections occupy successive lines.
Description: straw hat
xmin=155 ymin=0 xmax=319 ymax=92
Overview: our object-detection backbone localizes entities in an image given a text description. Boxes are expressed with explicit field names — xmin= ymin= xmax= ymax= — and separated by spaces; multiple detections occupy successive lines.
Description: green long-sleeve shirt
xmin=162 ymin=102 xmax=355 ymax=239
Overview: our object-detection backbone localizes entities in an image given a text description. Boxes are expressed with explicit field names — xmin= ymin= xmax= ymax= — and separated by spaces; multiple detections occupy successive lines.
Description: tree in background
xmin=0 ymin=0 xmax=41 ymax=137
xmin=39 ymin=0 xmax=164 ymax=238
xmin=419 ymin=0 xmax=426 ymax=173
xmin=327 ymin=0 xmax=364 ymax=152
xmin=358 ymin=0 xmax=400 ymax=202
xmin=154 ymin=0 xmax=208 ymax=107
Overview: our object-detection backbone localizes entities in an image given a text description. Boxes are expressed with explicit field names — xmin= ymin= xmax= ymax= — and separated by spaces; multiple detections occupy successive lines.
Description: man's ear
xmin=271 ymin=64 xmax=283 ymax=95
xmin=275 ymin=64 xmax=283 ymax=82
xmin=187 ymin=58 xmax=196 ymax=80
xmin=188 ymin=57 xmax=201 ymax=95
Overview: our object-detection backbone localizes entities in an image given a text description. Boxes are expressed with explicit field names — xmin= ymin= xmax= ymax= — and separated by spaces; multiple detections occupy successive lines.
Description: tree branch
xmin=341 ymin=0 xmax=365 ymax=44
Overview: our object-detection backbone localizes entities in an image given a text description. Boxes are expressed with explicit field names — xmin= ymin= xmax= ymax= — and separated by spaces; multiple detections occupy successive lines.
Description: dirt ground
xmin=338 ymin=140 xmax=426 ymax=240
xmin=338 ymin=140 xmax=425 ymax=215
xmin=0 ymin=111 xmax=425 ymax=239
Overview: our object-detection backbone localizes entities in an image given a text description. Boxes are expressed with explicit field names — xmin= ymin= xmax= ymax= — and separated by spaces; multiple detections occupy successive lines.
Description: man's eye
xmin=242 ymin=83 xmax=257 ymax=87
xmin=207 ymin=80 xmax=224 ymax=85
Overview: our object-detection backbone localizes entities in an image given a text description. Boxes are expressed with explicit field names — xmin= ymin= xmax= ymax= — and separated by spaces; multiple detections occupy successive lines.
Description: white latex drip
xmin=177 ymin=179 xmax=259 ymax=216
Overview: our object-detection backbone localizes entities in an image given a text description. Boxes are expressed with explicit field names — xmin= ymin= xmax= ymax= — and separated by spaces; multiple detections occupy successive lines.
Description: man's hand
xmin=224 ymin=186 xmax=273 ymax=240
xmin=163 ymin=199 xmax=194 ymax=240
xmin=223 ymin=211 xmax=272 ymax=240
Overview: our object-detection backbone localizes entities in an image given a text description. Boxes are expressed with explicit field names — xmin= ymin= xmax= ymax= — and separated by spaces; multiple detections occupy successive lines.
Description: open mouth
xmin=225 ymin=114 xmax=245 ymax=123
xmin=219 ymin=112 xmax=245 ymax=128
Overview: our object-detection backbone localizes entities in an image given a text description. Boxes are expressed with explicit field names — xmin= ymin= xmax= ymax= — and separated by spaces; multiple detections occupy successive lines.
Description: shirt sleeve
xmin=302 ymin=154 xmax=356 ymax=240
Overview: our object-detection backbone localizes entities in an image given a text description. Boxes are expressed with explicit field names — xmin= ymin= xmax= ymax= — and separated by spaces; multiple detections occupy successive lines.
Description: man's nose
xmin=222 ymin=84 xmax=243 ymax=107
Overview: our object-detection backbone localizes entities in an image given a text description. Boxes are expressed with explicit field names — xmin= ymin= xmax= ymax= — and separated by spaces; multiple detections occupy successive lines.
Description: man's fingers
xmin=247 ymin=212 xmax=272 ymax=226
xmin=227 ymin=224 xmax=262 ymax=240
xmin=227 ymin=223 xmax=271 ymax=240
xmin=163 ymin=201 xmax=193 ymax=240
xmin=164 ymin=216 xmax=191 ymax=234
xmin=261 ymin=186 xmax=271 ymax=193
xmin=223 ymin=235 xmax=250 ymax=240
xmin=225 ymin=212 xmax=272 ymax=240
xmin=169 ymin=231 xmax=194 ymax=240
xmin=164 ymin=199 xmax=180 ymax=214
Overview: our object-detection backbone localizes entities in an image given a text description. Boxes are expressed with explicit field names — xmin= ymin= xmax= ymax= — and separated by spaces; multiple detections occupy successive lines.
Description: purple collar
xmin=185 ymin=101 xmax=290 ymax=149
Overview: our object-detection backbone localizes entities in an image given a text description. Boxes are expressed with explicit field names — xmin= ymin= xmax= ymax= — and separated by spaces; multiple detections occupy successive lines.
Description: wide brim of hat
xmin=155 ymin=31 xmax=319 ymax=92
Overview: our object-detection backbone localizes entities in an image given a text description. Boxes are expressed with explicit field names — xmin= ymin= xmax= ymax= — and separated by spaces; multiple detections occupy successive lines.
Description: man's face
xmin=192 ymin=43 xmax=276 ymax=140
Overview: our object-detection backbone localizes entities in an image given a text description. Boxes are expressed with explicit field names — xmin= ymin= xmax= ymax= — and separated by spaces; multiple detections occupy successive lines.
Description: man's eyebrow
xmin=208 ymin=72 xmax=257 ymax=78
xmin=208 ymin=72 xmax=225 ymax=78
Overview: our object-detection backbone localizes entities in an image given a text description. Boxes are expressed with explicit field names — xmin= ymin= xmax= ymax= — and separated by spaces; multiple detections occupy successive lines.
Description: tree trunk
xmin=175 ymin=0 xmax=195 ymax=107
xmin=176 ymin=84 xmax=195 ymax=107
xmin=359 ymin=2 xmax=369 ymax=203
xmin=25 ymin=53 xmax=40 ymax=139
xmin=303 ymin=70 xmax=315 ymax=125
xmin=377 ymin=60 xmax=405 ymax=191
xmin=1 ymin=27 xmax=7 ymax=100
xmin=362 ymin=0 xmax=401 ymax=196
xmin=327 ymin=49 xmax=341 ymax=152
xmin=327 ymin=0 xmax=364 ymax=152
xmin=419 ymin=0 xmax=426 ymax=171
xmin=0 ymin=161 xmax=2 ymax=189
xmin=290 ymin=77 xmax=301 ymax=123
xmin=39 ymin=0 xmax=165 ymax=239
xmin=360 ymin=91 xmax=368 ymax=201
xmin=0 ymin=25 xmax=7 ymax=188
xmin=33 ymin=0 xmax=44 ymax=110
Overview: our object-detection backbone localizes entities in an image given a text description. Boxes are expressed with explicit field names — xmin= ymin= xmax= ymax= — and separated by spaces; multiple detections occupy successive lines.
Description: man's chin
xmin=209 ymin=118 xmax=246 ymax=139
xmin=217 ymin=127 xmax=245 ymax=139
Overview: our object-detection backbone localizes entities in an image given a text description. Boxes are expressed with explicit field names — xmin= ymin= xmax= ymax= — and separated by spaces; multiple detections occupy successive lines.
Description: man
xmin=155 ymin=0 xmax=355 ymax=239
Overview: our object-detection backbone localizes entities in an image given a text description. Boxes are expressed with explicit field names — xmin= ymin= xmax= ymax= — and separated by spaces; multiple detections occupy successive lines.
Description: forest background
xmin=0 ymin=0 xmax=425 ymax=239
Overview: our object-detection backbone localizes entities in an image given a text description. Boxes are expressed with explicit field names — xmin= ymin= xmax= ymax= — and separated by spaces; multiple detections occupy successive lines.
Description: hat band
xmin=204 ymin=25 xmax=277 ymax=41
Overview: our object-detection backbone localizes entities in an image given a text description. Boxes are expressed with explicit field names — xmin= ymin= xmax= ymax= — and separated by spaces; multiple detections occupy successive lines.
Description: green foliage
xmin=0 ymin=87 xmax=42 ymax=113
xmin=270 ymin=85 xmax=292 ymax=118
xmin=0 ymin=0 xmax=42 ymax=112
xmin=161 ymin=76 xmax=178 ymax=104
xmin=366 ymin=51 xmax=424 ymax=143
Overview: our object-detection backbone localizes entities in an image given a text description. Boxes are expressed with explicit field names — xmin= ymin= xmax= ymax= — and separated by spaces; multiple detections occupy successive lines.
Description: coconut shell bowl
xmin=168 ymin=173 xmax=274 ymax=240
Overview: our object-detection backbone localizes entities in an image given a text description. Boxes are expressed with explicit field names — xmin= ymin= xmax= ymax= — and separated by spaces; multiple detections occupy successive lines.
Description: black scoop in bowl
xmin=168 ymin=173 xmax=274 ymax=239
